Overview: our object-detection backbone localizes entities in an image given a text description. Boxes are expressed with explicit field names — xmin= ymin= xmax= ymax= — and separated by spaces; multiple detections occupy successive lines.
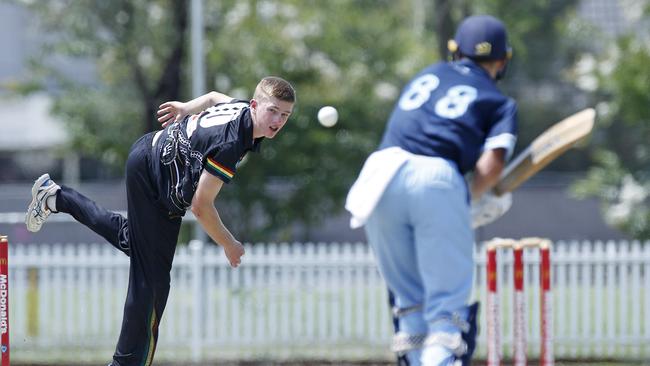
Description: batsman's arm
xmin=191 ymin=170 xmax=244 ymax=268
xmin=470 ymin=148 xmax=507 ymax=199
xmin=157 ymin=91 xmax=234 ymax=127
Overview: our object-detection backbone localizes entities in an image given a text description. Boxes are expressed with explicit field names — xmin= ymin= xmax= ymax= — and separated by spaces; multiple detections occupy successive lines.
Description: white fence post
xmin=190 ymin=240 xmax=204 ymax=362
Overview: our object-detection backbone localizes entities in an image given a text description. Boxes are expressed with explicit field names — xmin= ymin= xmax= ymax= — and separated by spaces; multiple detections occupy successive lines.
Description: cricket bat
xmin=493 ymin=108 xmax=595 ymax=196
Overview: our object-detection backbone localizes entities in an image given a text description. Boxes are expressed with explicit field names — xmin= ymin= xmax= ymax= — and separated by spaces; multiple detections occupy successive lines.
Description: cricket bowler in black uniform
xmin=25 ymin=76 xmax=296 ymax=366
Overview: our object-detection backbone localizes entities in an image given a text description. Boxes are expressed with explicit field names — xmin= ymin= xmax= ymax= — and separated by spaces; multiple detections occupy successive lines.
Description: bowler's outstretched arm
xmin=191 ymin=170 xmax=245 ymax=268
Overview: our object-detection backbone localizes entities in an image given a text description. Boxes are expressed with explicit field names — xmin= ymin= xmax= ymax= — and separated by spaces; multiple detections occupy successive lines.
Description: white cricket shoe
xmin=25 ymin=173 xmax=60 ymax=232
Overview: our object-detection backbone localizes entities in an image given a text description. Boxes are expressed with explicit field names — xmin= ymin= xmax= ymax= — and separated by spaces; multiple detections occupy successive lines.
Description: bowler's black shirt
xmin=151 ymin=99 xmax=262 ymax=215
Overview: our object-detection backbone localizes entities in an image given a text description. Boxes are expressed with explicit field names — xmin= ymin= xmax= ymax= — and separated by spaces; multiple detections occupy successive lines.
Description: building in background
xmin=0 ymin=94 xmax=75 ymax=182
xmin=0 ymin=2 xmax=95 ymax=184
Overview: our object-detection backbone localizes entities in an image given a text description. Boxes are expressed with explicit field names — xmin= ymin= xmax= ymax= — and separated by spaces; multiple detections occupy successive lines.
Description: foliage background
xmin=10 ymin=0 xmax=650 ymax=241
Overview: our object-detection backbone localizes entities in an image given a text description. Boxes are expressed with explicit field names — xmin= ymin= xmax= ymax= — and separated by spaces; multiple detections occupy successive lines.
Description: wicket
xmin=0 ymin=235 xmax=8 ymax=366
xmin=486 ymin=237 xmax=552 ymax=366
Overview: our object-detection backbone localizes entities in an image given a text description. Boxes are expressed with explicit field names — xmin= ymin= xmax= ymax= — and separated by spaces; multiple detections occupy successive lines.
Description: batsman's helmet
xmin=448 ymin=15 xmax=512 ymax=61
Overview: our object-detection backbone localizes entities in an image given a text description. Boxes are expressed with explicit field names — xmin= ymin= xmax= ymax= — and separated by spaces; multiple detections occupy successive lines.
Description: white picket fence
xmin=6 ymin=240 xmax=650 ymax=363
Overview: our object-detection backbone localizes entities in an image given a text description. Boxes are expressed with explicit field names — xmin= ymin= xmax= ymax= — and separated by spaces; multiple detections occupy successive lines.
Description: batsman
xmin=346 ymin=15 xmax=517 ymax=366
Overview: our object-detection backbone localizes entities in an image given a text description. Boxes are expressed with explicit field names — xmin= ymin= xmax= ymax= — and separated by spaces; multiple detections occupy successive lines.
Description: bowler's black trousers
xmin=56 ymin=133 xmax=182 ymax=366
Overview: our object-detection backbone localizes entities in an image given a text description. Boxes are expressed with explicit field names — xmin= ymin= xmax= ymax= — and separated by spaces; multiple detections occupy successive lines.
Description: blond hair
xmin=254 ymin=76 xmax=296 ymax=103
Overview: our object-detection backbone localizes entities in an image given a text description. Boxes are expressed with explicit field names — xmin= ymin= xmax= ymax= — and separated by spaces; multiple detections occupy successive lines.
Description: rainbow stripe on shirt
xmin=206 ymin=157 xmax=235 ymax=181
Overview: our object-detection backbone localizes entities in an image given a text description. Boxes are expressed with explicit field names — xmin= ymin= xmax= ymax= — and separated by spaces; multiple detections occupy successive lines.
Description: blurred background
xmin=1 ymin=0 xmax=649 ymax=365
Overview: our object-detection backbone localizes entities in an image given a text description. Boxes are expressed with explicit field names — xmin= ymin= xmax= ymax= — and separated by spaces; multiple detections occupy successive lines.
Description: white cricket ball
xmin=317 ymin=106 xmax=338 ymax=127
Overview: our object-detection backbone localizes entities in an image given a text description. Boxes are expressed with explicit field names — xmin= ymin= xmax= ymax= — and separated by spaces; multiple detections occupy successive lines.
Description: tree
xmin=204 ymin=0 xmax=587 ymax=240
xmin=573 ymin=33 xmax=650 ymax=239
xmin=19 ymin=0 xmax=188 ymax=168
xmin=18 ymin=0 xmax=434 ymax=240
xmin=199 ymin=0 xmax=435 ymax=240
xmin=18 ymin=0 xmax=590 ymax=241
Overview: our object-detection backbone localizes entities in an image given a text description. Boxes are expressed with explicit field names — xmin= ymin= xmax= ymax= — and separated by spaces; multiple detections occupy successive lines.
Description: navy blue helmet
xmin=448 ymin=15 xmax=512 ymax=61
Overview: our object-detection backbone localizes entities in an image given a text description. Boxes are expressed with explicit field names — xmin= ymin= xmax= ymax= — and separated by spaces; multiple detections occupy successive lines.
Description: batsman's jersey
xmin=151 ymin=99 xmax=262 ymax=215
xmin=379 ymin=59 xmax=517 ymax=174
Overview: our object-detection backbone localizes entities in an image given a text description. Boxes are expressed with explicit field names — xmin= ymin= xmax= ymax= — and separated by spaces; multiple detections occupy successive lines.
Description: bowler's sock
xmin=46 ymin=194 xmax=57 ymax=213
